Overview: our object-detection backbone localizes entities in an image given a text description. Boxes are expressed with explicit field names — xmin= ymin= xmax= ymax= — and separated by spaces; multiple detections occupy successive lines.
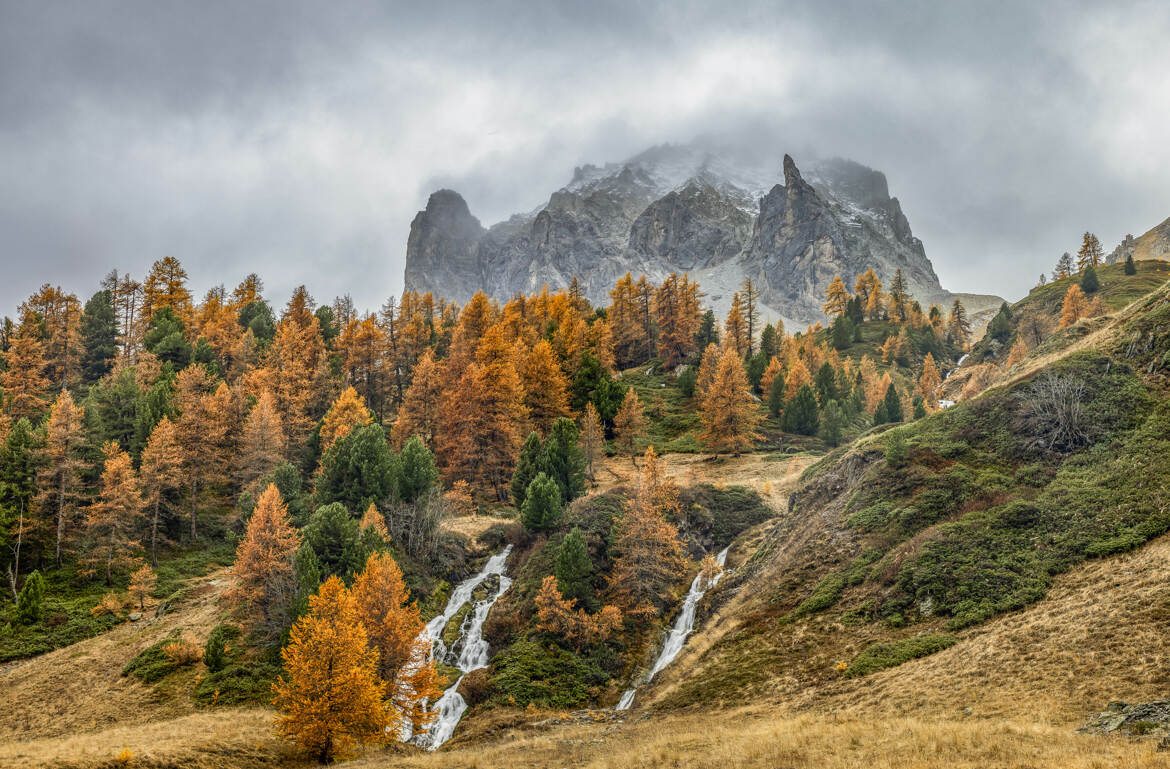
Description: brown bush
xmin=163 ymin=638 xmax=204 ymax=666
xmin=456 ymin=668 xmax=493 ymax=707
xmin=90 ymin=592 xmax=124 ymax=617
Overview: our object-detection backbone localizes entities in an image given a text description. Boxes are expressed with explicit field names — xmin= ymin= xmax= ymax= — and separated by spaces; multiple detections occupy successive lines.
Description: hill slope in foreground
xmin=8 ymin=268 xmax=1170 ymax=768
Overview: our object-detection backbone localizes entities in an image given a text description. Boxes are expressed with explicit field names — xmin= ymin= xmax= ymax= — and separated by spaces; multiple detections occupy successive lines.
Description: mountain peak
xmin=404 ymin=141 xmax=999 ymax=322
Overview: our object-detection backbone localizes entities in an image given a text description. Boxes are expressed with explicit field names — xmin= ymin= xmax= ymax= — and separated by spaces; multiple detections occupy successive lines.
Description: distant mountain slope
xmin=1107 ymin=214 xmax=1170 ymax=264
xmin=403 ymin=142 xmax=1003 ymax=326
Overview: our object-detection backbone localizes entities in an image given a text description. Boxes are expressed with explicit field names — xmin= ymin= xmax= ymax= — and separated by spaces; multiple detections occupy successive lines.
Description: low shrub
xmin=163 ymin=638 xmax=203 ymax=666
xmin=844 ymin=634 xmax=958 ymax=677
xmin=195 ymin=658 xmax=283 ymax=706
xmin=489 ymin=640 xmax=606 ymax=708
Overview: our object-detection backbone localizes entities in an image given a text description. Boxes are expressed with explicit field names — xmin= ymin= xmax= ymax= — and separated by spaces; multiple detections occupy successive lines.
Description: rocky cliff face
xmin=1107 ymin=215 xmax=1170 ymax=264
xmin=403 ymin=143 xmax=993 ymax=324
xmin=403 ymin=189 xmax=485 ymax=300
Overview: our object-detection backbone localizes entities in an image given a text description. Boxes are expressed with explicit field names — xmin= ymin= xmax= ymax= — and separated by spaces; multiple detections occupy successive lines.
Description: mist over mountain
xmin=405 ymin=141 xmax=1002 ymax=326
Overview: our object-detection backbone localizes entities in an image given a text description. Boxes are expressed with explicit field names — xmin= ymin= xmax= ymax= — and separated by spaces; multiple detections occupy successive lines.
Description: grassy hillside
xmin=646 ymin=278 xmax=1170 ymax=723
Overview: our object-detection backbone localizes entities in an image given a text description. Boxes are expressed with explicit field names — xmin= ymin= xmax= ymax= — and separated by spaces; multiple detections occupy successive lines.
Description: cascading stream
xmin=938 ymin=353 xmax=969 ymax=409
xmin=415 ymin=545 xmax=512 ymax=750
xmin=615 ymin=546 xmax=730 ymax=711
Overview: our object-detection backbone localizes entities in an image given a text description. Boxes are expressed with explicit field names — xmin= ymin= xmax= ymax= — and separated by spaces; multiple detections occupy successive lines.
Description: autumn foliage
xmin=228 ymin=483 xmax=301 ymax=644
xmin=607 ymin=448 xmax=687 ymax=616
xmin=273 ymin=576 xmax=387 ymax=764
xmin=535 ymin=575 xmax=622 ymax=651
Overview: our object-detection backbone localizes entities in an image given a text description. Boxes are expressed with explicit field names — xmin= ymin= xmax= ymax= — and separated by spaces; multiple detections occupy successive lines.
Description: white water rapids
xmin=615 ymin=546 xmax=730 ymax=711
xmin=415 ymin=545 xmax=513 ymax=750
xmin=938 ymin=353 xmax=969 ymax=409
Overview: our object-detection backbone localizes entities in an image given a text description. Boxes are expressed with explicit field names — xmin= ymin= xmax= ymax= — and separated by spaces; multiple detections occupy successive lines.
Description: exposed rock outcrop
xmin=403 ymin=142 xmax=1001 ymax=323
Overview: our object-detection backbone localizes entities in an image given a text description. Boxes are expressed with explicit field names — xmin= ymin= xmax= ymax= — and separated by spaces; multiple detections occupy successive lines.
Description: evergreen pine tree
xmin=510 ymin=431 xmax=545 ymax=508
xmin=821 ymin=400 xmax=843 ymax=448
xmin=555 ymin=527 xmax=594 ymax=606
xmin=694 ymin=309 xmax=719 ymax=350
xmin=883 ymin=383 xmax=904 ymax=423
xmin=767 ymin=371 xmax=785 ymax=418
xmin=1080 ymin=264 xmax=1100 ymax=293
xmin=80 ymin=290 xmax=118 ymax=383
xmin=782 ymin=384 xmax=819 ymax=436
xmin=521 ymin=472 xmax=562 ymax=532
xmin=142 ymin=306 xmax=192 ymax=367
xmin=304 ymin=503 xmax=368 ymax=580
xmin=398 ymin=435 xmax=438 ymax=504
xmin=830 ymin=313 xmax=853 ymax=350
xmin=1125 ymin=253 xmax=1137 ymax=275
xmin=543 ymin=418 xmax=586 ymax=504
xmin=16 ymin=569 xmax=45 ymax=624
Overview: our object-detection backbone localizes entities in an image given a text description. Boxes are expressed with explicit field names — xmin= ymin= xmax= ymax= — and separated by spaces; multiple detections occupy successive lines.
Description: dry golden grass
xmin=0 ymin=570 xmax=230 ymax=743
xmin=0 ymin=709 xmax=291 ymax=769
xmin=440 ymin=513 xmax=516 ymax=542
xmin=350 ymin=710 xmax=1169 ymax=769
xmin=597 ymin=451 xmax=816 ymax=510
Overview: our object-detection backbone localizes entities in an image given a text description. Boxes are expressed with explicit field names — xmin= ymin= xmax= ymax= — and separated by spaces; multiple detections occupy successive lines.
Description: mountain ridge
xmin=403 ymin=142 xmax=1004 ymax=327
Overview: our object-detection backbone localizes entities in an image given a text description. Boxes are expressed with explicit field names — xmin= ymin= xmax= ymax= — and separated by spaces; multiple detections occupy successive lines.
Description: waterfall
xmin=939 ymin=353 xmax=969 ymax=409
xmin=615 ymin=546 xmax=729 ymax=711
xmin=415 ymin=545 xmax=513 ymax=750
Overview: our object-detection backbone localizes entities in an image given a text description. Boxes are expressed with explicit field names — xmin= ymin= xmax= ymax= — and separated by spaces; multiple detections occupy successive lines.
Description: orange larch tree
xmin=823 ymin=275 xmax=852 ymax=317
xmin=1 ymin=307 xmax=50 ymax=421
xmin=24 ymin=284 xmax=83 ymax=388
xmin=612 ymin=386 xmax=646 ymax=464
xmin=229 ymin=483 xmax=300 ymax=644
xmin=350 ymin=552 xmax=441 ymax=736
xmin=85 ymin=442 xmax=144 ymax=584
xmin=271 ymin=312 xmax=330 ymax=449
xmin=140 ymin=256 xmax=194 ymax=327
xmin=238 ymin=390 xmax=286 ymax=490
xmin=759 ymin=356 xmax=784 ymax=400
xmin=320 ymin=386 xmax=372 ymax=452
xmin=175 ymin=364 xmax=213 ymax=542
xmin=535 ymin=575 xmax=622 ymax=651
xmin=580 ymin=401 xmax=605 ymax=482
xmin=36 ymin=388 xmax=86 ymax=567
xmin=918 ymin=353 xmax=942 ymax=404
xmin=653 ymin=273 xmax=702 ymax=368
xmin=273 ymin=576 xmax=387 ymax=764
xmin=607 ymin=447 xmax=687 ymax=616
xmin=140 ymin=415 xmax=184 ymax=565
xmin=724 ymin=293 xmax=749 ymax=358
xmin=699 ymin=345 xmax=762 ymax=457
xmin=391 ymin=348 xmax=442 ymax=449
xmin=522 ymin=339 xmax=571 ymax=435
xmin=1059 ymin=284 xmax=1089 ymax=328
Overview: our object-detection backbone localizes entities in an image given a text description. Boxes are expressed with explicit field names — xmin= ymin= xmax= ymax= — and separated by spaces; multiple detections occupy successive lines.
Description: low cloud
xmin=1 ymin=1 xmax=1168 ymax=313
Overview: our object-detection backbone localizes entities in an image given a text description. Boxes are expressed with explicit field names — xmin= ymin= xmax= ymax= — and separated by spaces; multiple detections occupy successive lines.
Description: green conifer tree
xmin=510 ymin=431 xmax=545 ymax=508
xmin=521 ymin=473 xmax=562 ymax=532
xmin=554 ymin=527 xmax=594 ymax=606
xmin=542 ymin=418 xmax=586 ymax=504
xmin=883 ymin=383 xmax=904 ymax=423
xmin=782 ymin=384 xmax=820 ymax=436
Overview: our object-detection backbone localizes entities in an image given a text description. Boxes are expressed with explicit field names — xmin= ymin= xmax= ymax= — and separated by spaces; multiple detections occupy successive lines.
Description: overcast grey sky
xmin=2 ymin=0 xmax=1168 ymax=315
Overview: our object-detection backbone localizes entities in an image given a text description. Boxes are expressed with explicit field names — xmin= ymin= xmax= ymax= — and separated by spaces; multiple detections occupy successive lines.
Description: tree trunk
xmin=151 ymin=497 xmax=161 ymax=566
xmin=190 ymin=477 xmax=199 ymax=542
xmin=55 ymin=475 xmax=66 ymax=568
xmin=12 ymin=499 xmax=24 ymax=598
